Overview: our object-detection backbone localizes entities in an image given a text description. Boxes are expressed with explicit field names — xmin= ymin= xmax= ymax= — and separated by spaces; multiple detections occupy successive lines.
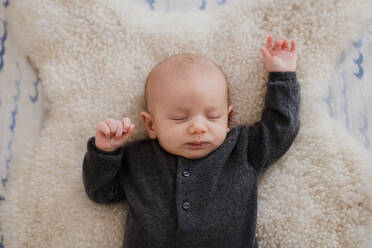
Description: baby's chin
xmin=180 ymin=153 xmax=209 ymax=160
xmin=179 ymin=155 xmax=206 ymax=160
xmin=177 ymin=147 xmax=216 ymax=160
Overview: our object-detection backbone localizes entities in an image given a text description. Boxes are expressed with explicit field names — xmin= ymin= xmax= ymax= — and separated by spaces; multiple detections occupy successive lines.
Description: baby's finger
xmin=125 ymin=124 xmax=135 ymax=137
xmin=97 ymin=121 xmax=110 ymax=137
xmin=273 ymin=39 xmax=282 ymax=50
xmin=115 ymin=120 xmax=123 ymax=137
xmin=128 ymin=124 xmax=135 ymax=134
xmin=105 ymin=119 xmax=117 ymax=134
xmin=259 ymin=47 xmax=272 ymax=60
xmin=290 ymin=40 xmax=296 ymax=53
xmin=282 ymin=40 xmax=288 ymax=50
xmin=117 ymin=124 xmax=135 ymax=144
xmin=266 ymin=34 xmax=273 ymax=50
xmin=122 ymin=117 xmax=131 ymax=132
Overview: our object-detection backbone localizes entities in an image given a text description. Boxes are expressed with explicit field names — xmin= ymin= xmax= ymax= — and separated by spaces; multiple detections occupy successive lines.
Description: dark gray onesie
xmin=82 ymin=71 xmax=301 ymax=248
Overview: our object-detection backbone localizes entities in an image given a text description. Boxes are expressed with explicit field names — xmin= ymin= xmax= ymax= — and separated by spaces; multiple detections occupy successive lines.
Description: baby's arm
xmin=247 ymin=35 xmax=300 ymax=173
xmin=82 ymin=118 xmax=135 ymax=204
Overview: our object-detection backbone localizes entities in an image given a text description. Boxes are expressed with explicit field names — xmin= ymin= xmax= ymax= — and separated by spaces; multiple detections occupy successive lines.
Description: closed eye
xmin=169 ymin=116 xmax=221 ymax=121
xmin=170 ymin=117 xmax=187 ymax=121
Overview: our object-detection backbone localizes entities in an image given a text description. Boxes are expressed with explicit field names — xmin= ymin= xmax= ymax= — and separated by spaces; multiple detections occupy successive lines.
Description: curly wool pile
xmin=2 ymin=0 xmax=372 ymax=247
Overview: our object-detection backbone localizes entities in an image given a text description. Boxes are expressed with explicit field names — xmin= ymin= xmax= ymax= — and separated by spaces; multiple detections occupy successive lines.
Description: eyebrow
xmin=171 ymin=106 xmax=222 ymax=112
xmin=172 ymin=106 xmax=189 ymax=111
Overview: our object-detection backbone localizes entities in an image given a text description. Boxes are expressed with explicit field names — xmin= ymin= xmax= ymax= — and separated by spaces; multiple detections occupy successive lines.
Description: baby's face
xmin=141 ymin=60 xmax=233 ymax=160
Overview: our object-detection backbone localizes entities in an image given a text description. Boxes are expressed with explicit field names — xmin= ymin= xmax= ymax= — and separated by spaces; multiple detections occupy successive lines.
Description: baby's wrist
xmin=91 ymin=137 xmax=122 ymax=154
xmin=268 ymin=71 xmax=296 ymax=81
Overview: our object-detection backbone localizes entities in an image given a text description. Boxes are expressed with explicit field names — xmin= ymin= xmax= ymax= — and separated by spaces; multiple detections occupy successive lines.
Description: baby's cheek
xmin=213 ymin=121 xmax=228 ymax=130
xmin=160 ymin=125 xmax=183 ymax=141
xmin=214 ymin=124 xmax=229 ymax=139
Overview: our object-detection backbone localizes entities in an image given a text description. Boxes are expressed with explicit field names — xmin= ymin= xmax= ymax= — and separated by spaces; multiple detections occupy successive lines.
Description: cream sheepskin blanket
xmin=2 ymin=0 xmax=372 ymax=247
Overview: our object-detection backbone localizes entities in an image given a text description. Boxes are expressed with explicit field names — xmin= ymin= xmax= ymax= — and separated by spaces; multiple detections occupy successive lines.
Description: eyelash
xmin=170 ymin=116 xmax=221 ymax=121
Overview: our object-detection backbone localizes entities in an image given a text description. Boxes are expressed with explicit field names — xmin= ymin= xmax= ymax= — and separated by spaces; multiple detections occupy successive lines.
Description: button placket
xmin=177 ymin=157 xmax=193 ymax=213
xmin=183 ymin=168 xmax=190 ymax=210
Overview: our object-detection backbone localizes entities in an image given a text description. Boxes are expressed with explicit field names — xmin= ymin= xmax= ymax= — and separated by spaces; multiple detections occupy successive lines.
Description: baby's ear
xmin=140 ymin=111 xmax=157 ymax=139
xmin=228 ymin=105 xmax=233 ymax=114
xmin=227 ymin=105 xmax=234 ymax=131
xmin=228 ymin=105 xmax=233 ymax=118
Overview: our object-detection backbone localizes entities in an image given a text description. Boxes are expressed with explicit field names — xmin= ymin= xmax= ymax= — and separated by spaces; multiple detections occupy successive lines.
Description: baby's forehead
xmin=145 ymin=53 xmax=228 ymax=111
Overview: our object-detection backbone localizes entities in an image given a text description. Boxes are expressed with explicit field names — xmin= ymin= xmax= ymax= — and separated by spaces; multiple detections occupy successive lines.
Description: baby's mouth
xmin=187 ymin=141 xmax=208 ymax=148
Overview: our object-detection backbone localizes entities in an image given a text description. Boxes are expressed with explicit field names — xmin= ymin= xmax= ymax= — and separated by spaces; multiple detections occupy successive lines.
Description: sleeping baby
xmin=82 ymin=34 xmax=300 ymax=248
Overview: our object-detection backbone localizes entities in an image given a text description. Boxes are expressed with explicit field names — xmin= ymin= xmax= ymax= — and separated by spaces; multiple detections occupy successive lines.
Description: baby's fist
xmin=95 ymin=117 xmax=135 ymax=152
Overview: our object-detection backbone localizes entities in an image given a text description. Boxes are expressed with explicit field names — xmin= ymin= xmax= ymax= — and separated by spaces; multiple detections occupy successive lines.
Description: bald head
xmin=144 ymin=53 xmax=230 ymax=115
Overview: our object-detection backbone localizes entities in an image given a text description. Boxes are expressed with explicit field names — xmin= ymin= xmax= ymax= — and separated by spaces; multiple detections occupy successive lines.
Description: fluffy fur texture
xmin=2 ymin=0 xmax=372 ymax=247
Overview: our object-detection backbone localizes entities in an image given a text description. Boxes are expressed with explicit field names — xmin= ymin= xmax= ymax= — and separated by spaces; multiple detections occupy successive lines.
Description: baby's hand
xmin=259 ymin=34 xmax=297 ymax=72
xmin=95 ymin=118 xmax=135 ymax=152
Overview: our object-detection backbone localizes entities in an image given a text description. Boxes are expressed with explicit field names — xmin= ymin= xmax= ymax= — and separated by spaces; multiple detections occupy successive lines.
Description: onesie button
xmin=182 ymin=201 xmax=190 ymax=210
xmin=183 ymin=170 xmax=190 ymax=177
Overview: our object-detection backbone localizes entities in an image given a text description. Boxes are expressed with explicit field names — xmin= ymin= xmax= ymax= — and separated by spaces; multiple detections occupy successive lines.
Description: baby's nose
xmin=188 ymin=120 xmax=207 ymax=135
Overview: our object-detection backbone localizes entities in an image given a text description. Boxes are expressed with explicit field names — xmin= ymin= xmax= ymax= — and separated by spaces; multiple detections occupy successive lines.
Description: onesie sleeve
xmin=82 ymin=136 xmax=126 ymax=204
xmin=247 ymin=71 xmax=301 ymax=174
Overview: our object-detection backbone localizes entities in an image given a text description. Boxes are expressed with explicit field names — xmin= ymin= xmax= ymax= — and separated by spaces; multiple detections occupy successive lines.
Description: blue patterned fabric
xmin=323 ymin=21 xmax=372 ymax=150
xmin=0 ymin=1 xmax=44 ymax=246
